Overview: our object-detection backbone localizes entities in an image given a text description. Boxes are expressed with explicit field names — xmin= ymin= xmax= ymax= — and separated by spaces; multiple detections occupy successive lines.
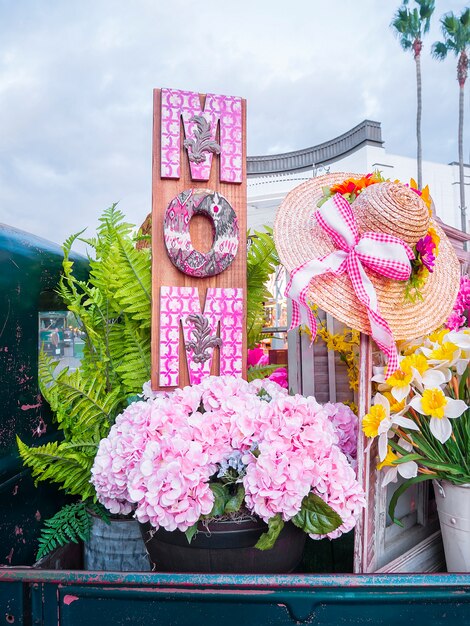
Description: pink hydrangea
xmin=91 ymin=375 xmax=364 ymax=539
xmin=446 ymin=275 xmax=470 ymax=331
xmin=322 ymin=402 xmax=358 ymax=465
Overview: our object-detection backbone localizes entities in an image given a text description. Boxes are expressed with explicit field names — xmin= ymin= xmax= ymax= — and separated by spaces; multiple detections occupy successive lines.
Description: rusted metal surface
xmin=0 ymin=224 xmax=87 ymax=566
xmin=1 ymin=569 xmax=470 ymax=625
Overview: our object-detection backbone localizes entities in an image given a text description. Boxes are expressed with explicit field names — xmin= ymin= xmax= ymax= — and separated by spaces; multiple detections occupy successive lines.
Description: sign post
xmin=151 ymin=88 xmax=247 ymax=390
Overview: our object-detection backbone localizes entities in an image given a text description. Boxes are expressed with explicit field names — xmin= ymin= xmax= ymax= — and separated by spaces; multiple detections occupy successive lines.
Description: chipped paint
xmin=35 ymin=510 xmax=41 ymax=521
xmin=21 ymin=401 xmax=42 ymax=411
xmin=4 ymin=549 xmax=13 ymax=565
xmin=63 ymin=595 xmax=79 ymax=606
xmin=32 ymin=417 xmax=47 ymax=437
xmin=11 ymin=485 xmax=18 ymax=496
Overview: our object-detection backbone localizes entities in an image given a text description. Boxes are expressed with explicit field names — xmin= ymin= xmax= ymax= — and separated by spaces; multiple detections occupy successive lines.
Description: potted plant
xmin=91 ymin=374 xmax=365 ymax=573
xmin=17 ymin=205 xmax=152 ymax=569
xmin=363 ymin=275 xmax=470 ymax=571
xmin=17 ymin=210 xmax=284 ymax=568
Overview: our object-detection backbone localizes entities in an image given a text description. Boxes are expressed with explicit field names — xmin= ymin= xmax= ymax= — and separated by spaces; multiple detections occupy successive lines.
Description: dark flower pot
xmin=140 ymin=516 xmax=306 ymax=573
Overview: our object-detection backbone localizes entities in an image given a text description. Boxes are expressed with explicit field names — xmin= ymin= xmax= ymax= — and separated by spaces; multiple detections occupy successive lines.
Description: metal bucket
xmin=433 ymin=480 xmax=470 ymax=572
xmin=84 ymin=514 xmax=149 ymax=571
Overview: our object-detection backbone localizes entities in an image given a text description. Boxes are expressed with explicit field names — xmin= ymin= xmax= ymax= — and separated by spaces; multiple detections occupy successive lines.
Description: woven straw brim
xmin=274 ymin=173 xmax=461 ymax=341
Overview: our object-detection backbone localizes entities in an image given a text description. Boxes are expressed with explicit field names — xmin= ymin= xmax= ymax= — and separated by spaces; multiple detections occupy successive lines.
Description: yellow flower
xmin=400 ymin=353 xmax=428 ymax=376
xmin=428 ymin=328 xmax=449 ymax=344
xmin=362 ymin=405 xmax=388 ymax=438
xmin=386 ymin=368 xmax=412 ymax=388
xmin=383 ymin=391 xmax=406 ymax=414
xmin=377 ymin=447 xmax=399 ymax=471
xmin=421 ymin=388 xmax=448 ymax=419
xmin=428 ymin=342 xmax=458 ymax=362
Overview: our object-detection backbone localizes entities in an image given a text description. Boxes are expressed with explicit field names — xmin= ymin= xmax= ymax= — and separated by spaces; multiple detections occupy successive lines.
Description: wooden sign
xmin=151 ymin=88 xmax=247 ymax=390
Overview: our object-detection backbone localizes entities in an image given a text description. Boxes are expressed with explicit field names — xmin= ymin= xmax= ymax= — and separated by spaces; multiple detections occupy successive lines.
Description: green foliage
xmin=292 ymin=493 xmax=343 ymax=536
xmin=246 ymin=363 xmax=282 ymax=382
xmin=17 ymin=436 xmax=97 ymax=499
xmin=36 ymin=501 xmax=109 ymax=560
xmin=391 ymin=1 xmax=435 ymax=52
xmin=432 ymin=9 xmax=470 ymax=61
xmin=255 ymin=514 xmax=284 ymax=550
xmin=18 ymin=204 xmax=152 ymax=507
xmin=247 ymin=227 xmax=278 ymax=349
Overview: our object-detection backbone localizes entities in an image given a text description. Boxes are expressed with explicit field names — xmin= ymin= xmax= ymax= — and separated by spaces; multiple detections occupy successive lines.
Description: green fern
xmin=17 ymin=437 xmax=98 ymax=499
xmin=36 ymin=500 xmax=110 ymax=560
xmin=247 ymin=227 xmax=279 ymax=348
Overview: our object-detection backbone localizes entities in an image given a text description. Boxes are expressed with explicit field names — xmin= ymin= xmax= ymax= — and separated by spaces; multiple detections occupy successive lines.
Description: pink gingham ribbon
xmin=286 ymin=193 xmax=415 ymax=374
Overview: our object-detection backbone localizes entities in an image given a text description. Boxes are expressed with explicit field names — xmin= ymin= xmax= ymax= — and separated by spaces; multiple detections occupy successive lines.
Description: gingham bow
xmin=286 ymin=193 xmax=415 ymax=374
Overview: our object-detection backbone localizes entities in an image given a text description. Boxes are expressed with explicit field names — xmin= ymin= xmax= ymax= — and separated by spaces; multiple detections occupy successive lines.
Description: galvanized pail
xmin=84 ymin=514 xmax=149 ymax=571
xmin=433 ymin=480 xmax=470 ymax=572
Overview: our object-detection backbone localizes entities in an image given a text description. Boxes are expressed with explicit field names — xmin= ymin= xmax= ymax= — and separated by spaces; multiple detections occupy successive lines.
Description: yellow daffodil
xmin=363 ymin=393 xmax=419 ymax=461
xmin=377 ymin=440 xmax=418 ymax=486
xmin=410 ymin=388 xmax=467 ymax=444
xmin=362 ymin=404 xmax=387 ymax=438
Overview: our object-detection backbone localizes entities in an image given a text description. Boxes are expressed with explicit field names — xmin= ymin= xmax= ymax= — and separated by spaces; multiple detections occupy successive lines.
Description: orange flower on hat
xmin=409 ymin=178 xmax=432 ymax=213
xmin=330 ymin=172 xmax=383 ymax=198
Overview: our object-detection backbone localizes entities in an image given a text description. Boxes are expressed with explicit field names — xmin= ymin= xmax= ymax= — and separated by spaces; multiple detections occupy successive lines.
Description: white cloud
xmin=0 ymin=0 xmax=467 ymax=246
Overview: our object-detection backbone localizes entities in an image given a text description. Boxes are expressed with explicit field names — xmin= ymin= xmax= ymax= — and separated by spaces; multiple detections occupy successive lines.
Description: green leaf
xmin=208 ymin=483 xmax=230 ymax=517
xmin=224 ymin=485 xmax=245 ymax=514
xmin=391 ymin=453 xmax=424 ymax=464
xmin=247 ymin=364 xmax=283 ymax=382
xmin=292 ymin=493 xmax=342 ymax=535
xmin=184 ymin=523 xmax=198 ymax=544
xmin=255 ymin=514 xmax=284 ymax=550
xmin=388 ymin=474 xmax=433 ymax=526
xmin=36 ymin=501 xmax=93 ymax=560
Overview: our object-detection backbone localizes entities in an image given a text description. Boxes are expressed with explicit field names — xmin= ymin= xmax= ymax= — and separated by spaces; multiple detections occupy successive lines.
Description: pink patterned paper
xmin=160 ymin=88 xmax=242 ymax=183
xmin=159 ymin=286 xmax=243 ymax=387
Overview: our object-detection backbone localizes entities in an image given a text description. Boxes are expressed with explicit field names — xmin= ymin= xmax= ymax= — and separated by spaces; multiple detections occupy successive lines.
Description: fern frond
xmin=110 ymin=233 xmax=152 ymax=326
xmin=36 ymin=501 xmax=93 ymax=560
xmin=17 ymin=438 xmax=97 ymax=499
xmin=247 ymin=364 xmax=283 ymax=382
xmin=247 ymin=228 xmax=278 ymax=348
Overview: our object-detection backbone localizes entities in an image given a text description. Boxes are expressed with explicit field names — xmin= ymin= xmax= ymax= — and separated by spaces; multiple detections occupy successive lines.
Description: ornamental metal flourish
xmin=185 ymin=313 xmax=222 ymax=363
xmin=183 ymin=115 xmax=221 ymax=164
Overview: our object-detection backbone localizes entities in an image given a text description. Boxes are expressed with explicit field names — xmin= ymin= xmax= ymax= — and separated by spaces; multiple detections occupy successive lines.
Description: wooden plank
xmin=353 ymin=333 xmax=374 ymax=573
xmin=151 ymin=89 xmax=247 ymax=390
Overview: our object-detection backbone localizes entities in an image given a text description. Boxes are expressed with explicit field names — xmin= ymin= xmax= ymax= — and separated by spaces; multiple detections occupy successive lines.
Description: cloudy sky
xmin=0 ymin=0 xmax=468 ymax=248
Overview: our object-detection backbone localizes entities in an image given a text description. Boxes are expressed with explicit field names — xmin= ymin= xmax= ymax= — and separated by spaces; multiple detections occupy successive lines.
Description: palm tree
xmin=432 ymin=9 xmax=470 ymax=234
xmin=391 ymin=0 xmax=435 ymax=190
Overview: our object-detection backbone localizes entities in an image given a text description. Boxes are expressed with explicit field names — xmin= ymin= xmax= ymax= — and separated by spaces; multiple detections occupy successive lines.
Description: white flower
xmin=410 ymin=388 xmax=468 ymax=444
xmin=379 ymin=438 xmax=418 ymax=487
xmin=374 ymin=393 xmax=419 ymax=462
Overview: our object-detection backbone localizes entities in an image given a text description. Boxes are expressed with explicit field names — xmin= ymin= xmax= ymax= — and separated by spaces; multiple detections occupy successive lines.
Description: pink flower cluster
xmin=446 ymin=274 xmax=470 ymax=331
xmin=322 ymin=402 xmax=358 ymax=466
xmin=247 ymin=346 xmax=289 ymax=389
xmin=91 ymin=376 xmax=364 ymax=539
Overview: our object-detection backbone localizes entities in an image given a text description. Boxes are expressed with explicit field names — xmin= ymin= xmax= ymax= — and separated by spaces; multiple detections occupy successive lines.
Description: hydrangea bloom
xmin=446 ymin=275 xmax=470 ymax=331
xmin=322 ymin=402 xmax=358 ymax=466
xmin=91 ymin=376 xmax=365 ymax=540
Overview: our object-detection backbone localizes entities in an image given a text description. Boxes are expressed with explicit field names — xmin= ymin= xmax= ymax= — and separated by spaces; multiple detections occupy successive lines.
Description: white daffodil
xmin=410 ymin=388 xmax=468 ymax=444
xmin=420 ymin=338 xmax=466 ymax=380
xmin=373 ymin=393 xmax=419 ymax=462
xmin=378 ymin=439 xmax=418 ymax=487
xmin=384 ymin=353 xmax=446 ymax=403
xmin=447 ymin=329 xmax=470 ymax=352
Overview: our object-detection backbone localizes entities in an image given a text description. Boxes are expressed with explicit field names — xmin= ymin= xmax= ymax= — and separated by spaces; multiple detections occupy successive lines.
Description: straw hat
xmin=274 ymin=172 xmax=461 ymax=341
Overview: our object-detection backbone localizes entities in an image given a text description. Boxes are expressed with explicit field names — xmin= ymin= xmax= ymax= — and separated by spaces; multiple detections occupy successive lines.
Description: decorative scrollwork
xmin=185 ymin=314 xmax=222 ymax=363
xmin=184 ymin=115 xmax=221 ymax=164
